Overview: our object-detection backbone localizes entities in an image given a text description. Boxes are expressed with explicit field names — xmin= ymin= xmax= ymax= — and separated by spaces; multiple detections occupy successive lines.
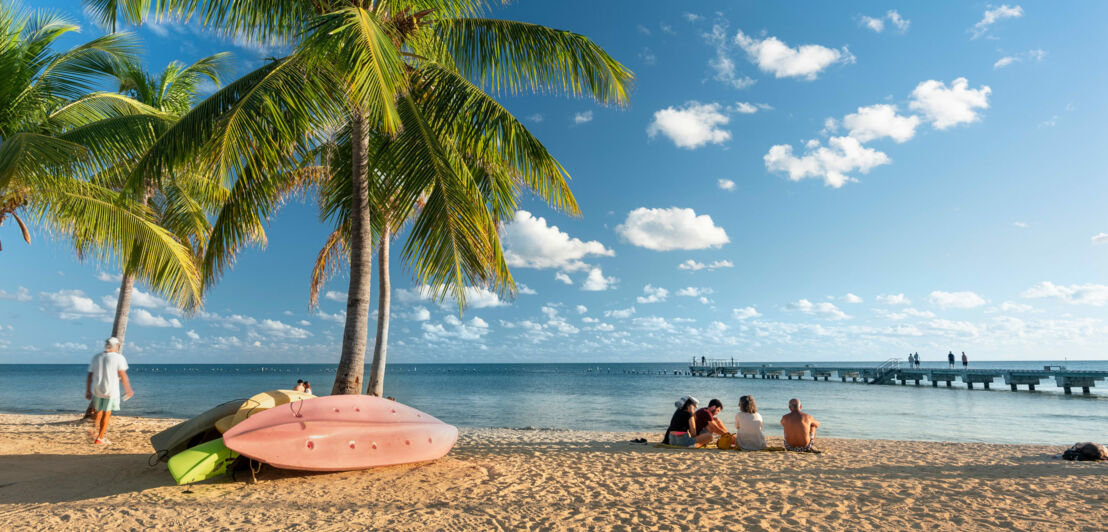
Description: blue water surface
xmin=1 ymin=361 xmax=1106 ymax=444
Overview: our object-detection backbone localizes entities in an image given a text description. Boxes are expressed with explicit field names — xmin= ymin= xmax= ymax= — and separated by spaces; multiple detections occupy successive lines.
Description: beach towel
xmin=654 ymin=443 xmax=790 ymax=453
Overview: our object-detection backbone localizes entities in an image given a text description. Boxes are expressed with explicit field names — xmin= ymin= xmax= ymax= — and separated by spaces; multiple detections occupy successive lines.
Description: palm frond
xmin=431 ymin=18 xmax=634 ymax=105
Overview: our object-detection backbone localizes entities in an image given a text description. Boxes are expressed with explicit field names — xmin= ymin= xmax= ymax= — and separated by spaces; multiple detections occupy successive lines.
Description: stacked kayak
xmin=153 ymin=393 xmax=458 ymax=484
xmin=223 ymin=395 xmax=459 ymax=472
xmin=150 ymin=390 xmax=314 ymax=484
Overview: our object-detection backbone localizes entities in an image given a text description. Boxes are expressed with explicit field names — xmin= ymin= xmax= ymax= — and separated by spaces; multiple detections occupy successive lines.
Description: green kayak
xmin=167 ymin=437 xmax=239 ymax=485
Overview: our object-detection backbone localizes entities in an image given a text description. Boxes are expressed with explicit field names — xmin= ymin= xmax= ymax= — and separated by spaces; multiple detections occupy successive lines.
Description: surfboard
xmin=223 ymin=395 xmax=458 ymax=472
xmin=167 ymin=438 xmax=239 ymax=485
xmin=150 ymin=399 xmax=243 ymax=459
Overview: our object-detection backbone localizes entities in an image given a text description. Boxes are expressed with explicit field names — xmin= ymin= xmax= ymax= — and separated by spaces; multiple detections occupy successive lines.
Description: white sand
xmin=1 ymin=414 xmax=1105 ymax=530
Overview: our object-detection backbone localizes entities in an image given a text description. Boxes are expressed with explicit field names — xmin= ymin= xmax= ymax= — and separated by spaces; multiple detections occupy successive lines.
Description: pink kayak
xmin=222 ymin=395 xmax=458 ymax=472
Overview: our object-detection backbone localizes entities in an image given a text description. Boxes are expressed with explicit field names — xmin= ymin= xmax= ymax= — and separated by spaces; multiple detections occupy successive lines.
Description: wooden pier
xmin=687 ymin=358 xmax=1108 ymax=395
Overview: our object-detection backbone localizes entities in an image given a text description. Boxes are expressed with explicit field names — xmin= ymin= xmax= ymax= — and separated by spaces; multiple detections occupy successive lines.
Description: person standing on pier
xmin=913 ymin=353 xmax=920 ymax=368
xmin=907 ymin=353 xmax=914 ymax=366
xmin=948 ymin=351 xmax=956 ymax=368
xmin=962 ymin=352 xmax=968 ymax=368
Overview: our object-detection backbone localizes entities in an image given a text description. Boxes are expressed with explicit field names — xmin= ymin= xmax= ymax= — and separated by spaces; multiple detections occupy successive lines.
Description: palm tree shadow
xmin=0 ymin=453 xmax=173 ymax=504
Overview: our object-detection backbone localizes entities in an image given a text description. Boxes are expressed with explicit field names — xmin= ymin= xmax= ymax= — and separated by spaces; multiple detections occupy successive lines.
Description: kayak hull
xmin=223 ymin=395 xmax=458 ymax=472
xmin=167 ymin=438 xmax=238 ymax=485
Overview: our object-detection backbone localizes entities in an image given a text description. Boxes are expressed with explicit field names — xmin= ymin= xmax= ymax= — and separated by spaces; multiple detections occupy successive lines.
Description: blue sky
xmin=3 ymin=1 xmax=1108 ymax=363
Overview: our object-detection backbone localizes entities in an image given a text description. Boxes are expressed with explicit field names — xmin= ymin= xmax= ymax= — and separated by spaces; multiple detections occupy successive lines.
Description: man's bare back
xmin=780 ymin=399 xmax=819 ymax=449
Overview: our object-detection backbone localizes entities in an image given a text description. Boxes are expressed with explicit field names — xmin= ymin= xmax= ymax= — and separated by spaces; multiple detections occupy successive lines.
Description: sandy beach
xmin=1 ymin=413 xmax=1105 ymax=531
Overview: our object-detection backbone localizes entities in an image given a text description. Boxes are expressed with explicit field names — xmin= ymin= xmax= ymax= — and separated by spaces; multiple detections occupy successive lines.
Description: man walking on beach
xmin=962 ymin=352 xmax=968 ymax=368
xmin=948 ymin=351 xmax=956 ymax=368
xmin=85 ymin=337 xmax=133 ymax=445
xmin=780 ymin=398 xmax=820 ymax=452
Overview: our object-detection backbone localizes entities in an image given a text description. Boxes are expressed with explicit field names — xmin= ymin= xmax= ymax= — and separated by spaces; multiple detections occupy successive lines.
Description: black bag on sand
xmin=1061 ymin=442 xmax=1107 ymax=461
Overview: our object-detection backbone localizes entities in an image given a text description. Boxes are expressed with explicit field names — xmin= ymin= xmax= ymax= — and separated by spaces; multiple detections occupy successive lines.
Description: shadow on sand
xmin=0 ymin=453 xmax=172 ymax=504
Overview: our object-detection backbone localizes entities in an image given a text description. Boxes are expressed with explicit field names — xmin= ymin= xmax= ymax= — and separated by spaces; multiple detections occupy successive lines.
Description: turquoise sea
xmin=1 ymin=361 xmax=1105 ymax=445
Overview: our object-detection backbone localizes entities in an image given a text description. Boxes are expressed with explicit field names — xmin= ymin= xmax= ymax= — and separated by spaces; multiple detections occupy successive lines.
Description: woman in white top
xmin=733 ymin=395 xmax=766 ymax=450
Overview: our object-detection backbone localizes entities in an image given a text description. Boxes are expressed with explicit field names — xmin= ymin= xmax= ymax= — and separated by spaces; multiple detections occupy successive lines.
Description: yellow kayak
xmin=215 ymin=389 xmax=315 ymax=433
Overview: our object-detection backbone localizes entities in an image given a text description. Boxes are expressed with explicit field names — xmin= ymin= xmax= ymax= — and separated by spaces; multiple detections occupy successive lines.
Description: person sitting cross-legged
xmin=780 ymin=398 xmax=821 ymax=453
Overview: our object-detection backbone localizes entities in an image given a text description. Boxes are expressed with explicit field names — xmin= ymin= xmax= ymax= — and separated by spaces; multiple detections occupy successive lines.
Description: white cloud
xmin=581 ymin=267 xmax=616 ymax=291
xmin=676 ymin=287 xmax=713 ymax=298
xmin=731 ymin=102 xmax=772 ymax=114
xmin=423 ymin=316 xmax=490 ymax=342
xmin=684 ymin=12 xmax=701 ymax=22
xmin=132 ymin=309 xmax=183 ymax=328
xmin=843 ymin=104 xmax=920 ymax=143
xmin=39 ymin=290 xmax=110 ymax=320
xmin=1021 ymin=281 xmax=1108 ymax=306
xmin=398 ymin=285 xmax=507 ymax=309
xmin=647 ymin=102 xmax=731 ymax=149
xmin=574 ymin=111 xmax=593 ymax=124
xmin=502 ymin=210 xmax=613 ymax=271
xmin=575 ymin=305 xmax=588 ymax=314
xmin=95 ymin=272 xmax=122 ymax=283
xmin=258 ymin=319 xmax=312 ymax=339
xmin=616 ymin=207 xmax=729 ymax=251
xmin=995 ymin=49 xmax=1046 ymax=69
xmin=704 ymin=23 xmax=757 ymax=89
xmin=527 ymin=113 xmax=543 ymax=123
xmin=764 ymin=136 xmax=890 ymax=188
xmin=929 ymin=290 xmax=987 ymax=309
xmin=405 ymin=306 xmax=431 ymax=321
xmin=1093 ymin=233 xmax=1108 ymax=245
xmin=324 ymin=291 xmax=347 ymax=302
xmin=636 ymin=284 xmax=669 ymax=304
xmin=298 ymin=320 xmax=311 ymax=326
xmin=717 ymin=179 xmax=736 ymax=191
xmin=925 ymin=319 xmax=980 ymax=337
xmin=842 ymin=293 xmax=863 ymax=304
xmin=733 ymin=306 xmax=762 ymax=320
xmin=860 ymin=16 xmax=884 ymax=33
xmin=605 ymin=307 xmax=636 ymax=319
xmin=0 ymin=286 xmax=32 ymax=302
xmin=1013 ymin=222 xmax=1029 ymax=228
xmin=908 ymin=78 xmax=991 ymax=130
xmin=186 ymin=330 xmax=201 ymax=340
xmin=877 ymin=293 xmax=911 ymax=305
xmin=517 ymin=284 xmax=537 ymax=295
xmin=972 ymin=4 xmax=1023 ymax=39
xmin=861 ymin=10 xmax=910 ymax=33
xmin=317 ymin=310 xmax=346 ymax=323
xmin=787 ymin=299 xmax=851 ymax=320
xmin=997 ymin=301 xmax=1034 ymax=313
xmin=734 ymin=30 xmax=854 ymax=80
xmin=993 ymin=56 xmax=1018 ymax=69
xmin=554 ymin=272 xmax=573 ymax=285
xmin=53 ymin=341 xmax=89 ymax=351
xmin=677 ymin=259 xmax=734 ymax=271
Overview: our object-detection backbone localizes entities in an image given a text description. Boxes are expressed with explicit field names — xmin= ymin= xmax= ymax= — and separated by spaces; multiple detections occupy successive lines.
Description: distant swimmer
xmin=86 ymin=337 xmax=134 ymax=445
xmin=780 ymin=398 xmax=821 ymax=453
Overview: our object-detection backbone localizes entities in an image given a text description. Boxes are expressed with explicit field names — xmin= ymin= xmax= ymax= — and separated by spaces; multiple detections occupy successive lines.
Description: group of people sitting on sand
xmin=663 ymin=395 xmax=821 ymax=453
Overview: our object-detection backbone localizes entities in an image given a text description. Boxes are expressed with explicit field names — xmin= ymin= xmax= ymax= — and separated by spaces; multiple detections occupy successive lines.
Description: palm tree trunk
xmin=367 ymin=222 xmax=390 ymax=396
xmin=110 ymin=273 xmax=135 ymax=348
xmin=332 ymin=112 xmax=373 ymax=395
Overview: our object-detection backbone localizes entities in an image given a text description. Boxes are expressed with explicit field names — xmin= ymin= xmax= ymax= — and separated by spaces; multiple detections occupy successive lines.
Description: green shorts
xmin=92 ymin=396 xmax=120 ymax=412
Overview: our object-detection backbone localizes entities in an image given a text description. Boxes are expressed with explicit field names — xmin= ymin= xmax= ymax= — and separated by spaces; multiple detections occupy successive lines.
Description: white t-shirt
xmin=734 ymin=411 xmax=766 ymax=450
xmin=89 ymin=351 xmax=129 ymax=398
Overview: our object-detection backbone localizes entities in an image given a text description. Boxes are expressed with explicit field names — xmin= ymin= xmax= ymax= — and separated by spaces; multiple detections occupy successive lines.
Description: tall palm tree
xmin=0 ymin=3 xmax=202 ymax=309
xmin=99 ymin=54 xmax=231 ymax=347
xmin=90 ymin=0 xmax=633 ymax=395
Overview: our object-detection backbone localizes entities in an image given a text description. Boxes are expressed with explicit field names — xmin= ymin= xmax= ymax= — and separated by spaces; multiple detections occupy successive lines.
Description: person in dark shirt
xmin=664 ymin=396 xmax=712 ymax=447
xmin=948 ymin=351 xmax=955 ymax=368
xmin=693 ymin=398 xmax=729 ymax=440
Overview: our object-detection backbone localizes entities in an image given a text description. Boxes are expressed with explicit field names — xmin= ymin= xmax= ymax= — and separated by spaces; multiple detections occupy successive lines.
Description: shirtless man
xmin=780 ymin=398 xmax=820 ymax=452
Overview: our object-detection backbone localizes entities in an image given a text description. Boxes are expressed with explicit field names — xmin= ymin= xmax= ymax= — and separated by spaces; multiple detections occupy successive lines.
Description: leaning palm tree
xmin=0 ymin=3 xmax=202 ymax=309
xmin=90 ymin=0 xmax=633 ymax=395
xmin=97 ymin=54 xmax=231 ymax=347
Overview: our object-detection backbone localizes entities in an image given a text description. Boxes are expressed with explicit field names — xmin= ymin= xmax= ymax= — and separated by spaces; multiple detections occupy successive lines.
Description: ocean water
xmin=1 ymin=362 xmax=1106 ymax=445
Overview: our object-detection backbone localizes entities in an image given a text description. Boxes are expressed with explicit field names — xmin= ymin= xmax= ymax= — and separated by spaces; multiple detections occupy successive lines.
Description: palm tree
xmin=90 ymin=0 xmax=633 ymax=395
xmin=98 ymin=54 xmax=231 ymax=347
xmin=0 ymin=3 xmax=202 ymax=309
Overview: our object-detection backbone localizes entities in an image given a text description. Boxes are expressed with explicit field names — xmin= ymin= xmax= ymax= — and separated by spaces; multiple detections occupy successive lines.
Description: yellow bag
xmin=717 ymin=433 xmax=734 ymax=450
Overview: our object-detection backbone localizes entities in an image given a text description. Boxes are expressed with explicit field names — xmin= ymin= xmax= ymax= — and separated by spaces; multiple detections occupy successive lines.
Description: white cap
xmin=106 ymin=337 xmax=121 ymax=346
xmin=675 ymin=395 xmax=699 ymax=408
